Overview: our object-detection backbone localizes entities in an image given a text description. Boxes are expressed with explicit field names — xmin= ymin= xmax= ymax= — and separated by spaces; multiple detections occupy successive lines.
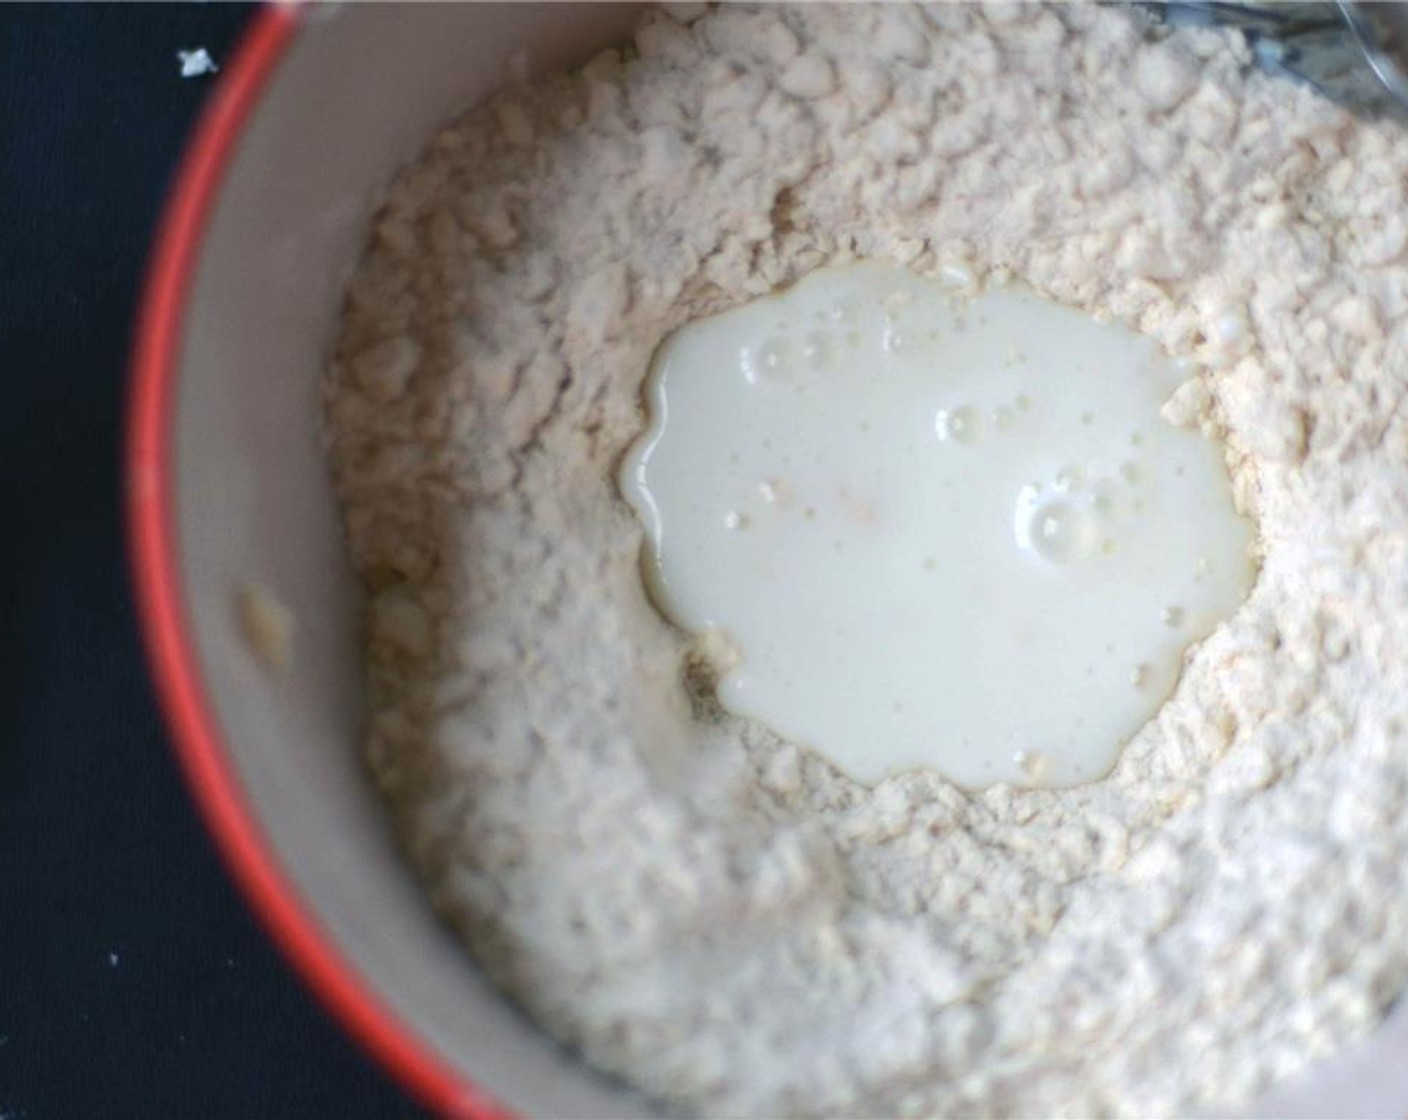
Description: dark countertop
xmin=0 ymin=6 xmax=423 ymax=1116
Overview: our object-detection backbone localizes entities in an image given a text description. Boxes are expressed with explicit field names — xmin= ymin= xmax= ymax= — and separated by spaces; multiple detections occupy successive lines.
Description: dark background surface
xmin=0 ymin=6 xmax=423 ymax=1117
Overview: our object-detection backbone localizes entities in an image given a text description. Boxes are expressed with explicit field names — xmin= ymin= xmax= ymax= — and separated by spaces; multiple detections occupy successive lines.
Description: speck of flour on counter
xmin=327 ymin=4 xmax=1408 ymax=1116
xmin=176 ymin=48 xmax=218 ymax=79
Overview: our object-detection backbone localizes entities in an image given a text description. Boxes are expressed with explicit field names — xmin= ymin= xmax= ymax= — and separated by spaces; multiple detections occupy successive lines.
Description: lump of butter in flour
xmin=621 ymin=261 xmax=1255 ymax=789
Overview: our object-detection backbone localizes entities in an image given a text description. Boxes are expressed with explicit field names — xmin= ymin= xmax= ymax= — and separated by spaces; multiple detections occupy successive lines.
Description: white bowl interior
xmin=176 ymin=5 xmax=648 ymax=1117
xmin=172 ymin=4 xmax=1408 ymax=1116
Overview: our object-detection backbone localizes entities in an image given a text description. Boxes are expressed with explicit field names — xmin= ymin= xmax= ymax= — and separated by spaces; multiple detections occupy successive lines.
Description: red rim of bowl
xmin=125 ymin=8 xmax=510 ymax=1118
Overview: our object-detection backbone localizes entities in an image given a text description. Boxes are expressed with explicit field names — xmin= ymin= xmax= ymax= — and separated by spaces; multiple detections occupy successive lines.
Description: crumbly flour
xmin=327 ymin=5 xmax=1408 ymax=1116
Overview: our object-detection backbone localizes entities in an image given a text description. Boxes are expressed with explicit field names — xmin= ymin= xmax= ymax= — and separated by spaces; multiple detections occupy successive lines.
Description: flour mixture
xmin=327 ymin=4 xmax=1408 ymax=1115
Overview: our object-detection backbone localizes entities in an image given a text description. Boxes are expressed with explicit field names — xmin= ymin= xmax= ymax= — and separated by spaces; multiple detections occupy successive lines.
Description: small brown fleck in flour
xmin=236 ymin=584 xmax=293 ymax=675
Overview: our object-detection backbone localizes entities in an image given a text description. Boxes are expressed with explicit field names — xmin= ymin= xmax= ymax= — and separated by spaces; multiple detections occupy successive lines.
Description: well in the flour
xmin=621 ymin=261 xmax=1255 ymax=788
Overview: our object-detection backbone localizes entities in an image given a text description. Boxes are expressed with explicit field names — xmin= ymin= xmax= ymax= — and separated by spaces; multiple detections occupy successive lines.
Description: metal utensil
xmin=1144 ymin=1 xmax=1408 ymax=115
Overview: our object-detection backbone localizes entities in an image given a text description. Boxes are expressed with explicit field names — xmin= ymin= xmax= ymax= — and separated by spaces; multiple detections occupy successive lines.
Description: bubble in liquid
xmin=1016 ymin=394 xmax=1033 ymax=412
xmin=724 ymin=510 xmax=750 ymax=531
xmin=883 ymin=324 xmax=907 ymax=353
xmin=936 ymin=405 xmax=983 ymax=445
xmin=1120 ymin=461 xmax=1143 ymax=486
xmin=1131 ymin=663 xmax=1152 ymax=688
xmin=1054 ymin=465 xmax=1087 ymax=493
xmin=1163 ymin=605 xmax=1185 ymax=627
xmin=1091 ymin=479 xmax=1125 ymax=519
xmin=741 ymin=338 xmax=789 ymax=384
xmin=758 ymin=479 xmax=788 ymax=504
xmin=1030 ymin=500 xmax=1093 ymax=564
xmin=992 ymin=406 xmax=1016 ymax=431
xmin=802 ymin=331 xmax=833 ymax=369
